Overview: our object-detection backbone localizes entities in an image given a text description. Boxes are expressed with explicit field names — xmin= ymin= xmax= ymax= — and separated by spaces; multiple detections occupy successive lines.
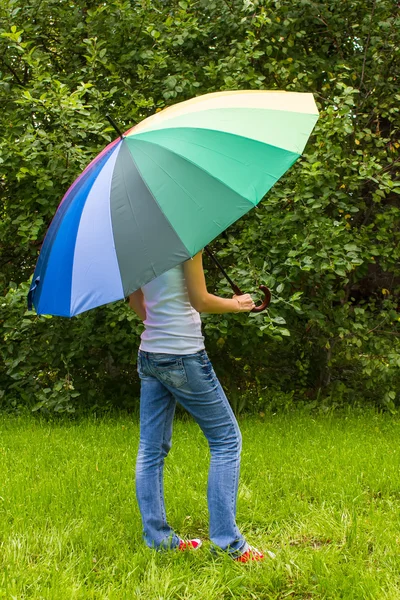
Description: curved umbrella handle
xmin=251 ymin=285 xmax=271 ymax=313
xmin=232 ymin=283 xmax=271 ymax=313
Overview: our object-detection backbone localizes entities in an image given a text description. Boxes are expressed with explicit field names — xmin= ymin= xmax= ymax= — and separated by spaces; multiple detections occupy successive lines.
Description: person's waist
xmin=139 ymin=349 xmax=207 ymax=359
xmin=139 ymin=334 xmax=205 ymax=354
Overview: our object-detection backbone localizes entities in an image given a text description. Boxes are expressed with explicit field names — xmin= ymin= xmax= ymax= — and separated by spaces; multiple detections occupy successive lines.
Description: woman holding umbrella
xmin=129 ymin=250 xmax=264 ymax=562
xmin=28 ymin=90 xmax=317 ymax=561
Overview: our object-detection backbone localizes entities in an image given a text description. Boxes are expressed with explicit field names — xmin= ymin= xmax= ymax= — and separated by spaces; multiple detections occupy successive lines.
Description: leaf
xmin=271 ymin=316 xmax=286 ymax=325
xmin=343 ymin=244 xmax=360 ymax=252
xmin=290 ymin=292 xmax=303 ymax=301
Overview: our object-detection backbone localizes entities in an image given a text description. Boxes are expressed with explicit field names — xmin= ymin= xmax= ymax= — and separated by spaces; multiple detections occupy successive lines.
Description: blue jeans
xmin=136 ymin=349 xmax=247 ymax=554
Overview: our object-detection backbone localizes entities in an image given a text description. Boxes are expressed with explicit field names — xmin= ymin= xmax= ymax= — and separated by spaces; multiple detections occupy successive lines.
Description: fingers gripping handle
xmin=233 ymin=283 xmax=271 ymax=313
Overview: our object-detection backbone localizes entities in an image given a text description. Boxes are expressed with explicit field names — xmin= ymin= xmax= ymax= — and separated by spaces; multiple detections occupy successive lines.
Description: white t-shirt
xmin=139 ymin=263 xmax=205 ymax=354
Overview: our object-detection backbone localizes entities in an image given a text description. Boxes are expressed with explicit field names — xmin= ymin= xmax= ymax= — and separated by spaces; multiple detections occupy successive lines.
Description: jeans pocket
xmin=154 ymin=358 xmax=187 ymax=388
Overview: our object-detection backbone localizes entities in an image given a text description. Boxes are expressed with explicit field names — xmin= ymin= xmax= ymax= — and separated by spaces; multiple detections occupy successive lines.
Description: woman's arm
xmin=128 ymin=289 xmax=146 ymax=321
xmin=183 ymin=251 xmax=255 ymax=314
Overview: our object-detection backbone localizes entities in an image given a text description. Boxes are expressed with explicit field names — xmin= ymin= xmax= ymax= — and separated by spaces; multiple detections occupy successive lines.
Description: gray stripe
xmin=110 ymin=142 xmax=190 ymax=295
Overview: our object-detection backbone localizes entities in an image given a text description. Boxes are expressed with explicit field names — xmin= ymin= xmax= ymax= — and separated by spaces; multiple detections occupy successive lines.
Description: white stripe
xmin=70 ymin=144 xmax=124 ymax=315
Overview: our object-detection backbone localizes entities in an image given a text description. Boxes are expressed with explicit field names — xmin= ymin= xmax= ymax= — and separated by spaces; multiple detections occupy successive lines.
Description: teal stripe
xmin=132 ymin=127 xmax=299 ymax=205
xmin=125 ymin=138 xmax=254 ymax=256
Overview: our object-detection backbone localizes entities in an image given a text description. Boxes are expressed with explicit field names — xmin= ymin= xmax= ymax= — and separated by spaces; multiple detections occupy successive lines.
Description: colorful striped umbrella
xmin=28 ymin=90 xmax=319 ymax=317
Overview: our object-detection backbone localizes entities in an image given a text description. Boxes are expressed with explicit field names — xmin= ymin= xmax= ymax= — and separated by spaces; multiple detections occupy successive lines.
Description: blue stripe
xmin=33 ymin=144 xmax=120 ymax=316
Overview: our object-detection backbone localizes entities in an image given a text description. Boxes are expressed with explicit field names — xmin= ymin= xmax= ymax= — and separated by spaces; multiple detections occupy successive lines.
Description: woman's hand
xmin=232 ymin=294 xmax=256 ymax=312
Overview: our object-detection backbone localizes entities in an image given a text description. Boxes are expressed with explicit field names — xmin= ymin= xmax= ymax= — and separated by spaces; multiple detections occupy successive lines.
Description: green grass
xmin=1 ymin=411 xmax=400 ymax=599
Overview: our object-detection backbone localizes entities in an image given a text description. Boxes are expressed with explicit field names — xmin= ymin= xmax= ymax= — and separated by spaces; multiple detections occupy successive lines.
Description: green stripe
xmin=125 ymin=138 xmax=254 ymax=256
xmin=131 ymin=108 xmax=318 ymax=154
xmin=132 ymin=127 xmax=299 ymax=205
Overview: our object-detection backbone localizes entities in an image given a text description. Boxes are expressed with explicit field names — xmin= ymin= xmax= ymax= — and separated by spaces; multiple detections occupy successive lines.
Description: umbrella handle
xmin=232 ymin=283 xmax=271 ymax=313
xmin=251 ymin=285 xmax=271 ymax=313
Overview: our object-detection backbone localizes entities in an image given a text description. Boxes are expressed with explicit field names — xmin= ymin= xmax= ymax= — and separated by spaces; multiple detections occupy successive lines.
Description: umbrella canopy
xmin=29 ymin=90 xmax=319 ymax=317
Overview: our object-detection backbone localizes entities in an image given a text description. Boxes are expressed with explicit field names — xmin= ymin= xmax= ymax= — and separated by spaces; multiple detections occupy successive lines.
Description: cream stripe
xmin=127 ymin=91 xmax=318 ymax=137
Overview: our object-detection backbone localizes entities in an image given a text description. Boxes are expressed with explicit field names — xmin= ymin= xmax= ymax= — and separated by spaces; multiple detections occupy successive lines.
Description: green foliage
xmin=1 ymin=0 xmax=399 ymax=412
xmin=1 ymin=283 xmax=143 ymax=412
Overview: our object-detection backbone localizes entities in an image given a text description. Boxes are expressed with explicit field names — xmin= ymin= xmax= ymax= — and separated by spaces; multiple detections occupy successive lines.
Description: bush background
xmin=1 ymin=0 xmax=399 ymax=414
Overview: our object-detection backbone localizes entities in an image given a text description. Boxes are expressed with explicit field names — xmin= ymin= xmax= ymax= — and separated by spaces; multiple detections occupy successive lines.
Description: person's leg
xmin=148 ymin=350 xmax=247 ymax=555
xmin=135 ymin=351 xmax=180 ymax=550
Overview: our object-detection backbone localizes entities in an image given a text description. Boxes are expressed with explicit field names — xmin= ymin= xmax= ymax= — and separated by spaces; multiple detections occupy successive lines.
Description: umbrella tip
xmin=105 ymin=114 xmax=124 ymax=140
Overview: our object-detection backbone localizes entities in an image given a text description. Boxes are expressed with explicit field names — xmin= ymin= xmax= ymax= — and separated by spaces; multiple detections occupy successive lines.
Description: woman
xmin=129 ymin=250 xmax=264 ymax=562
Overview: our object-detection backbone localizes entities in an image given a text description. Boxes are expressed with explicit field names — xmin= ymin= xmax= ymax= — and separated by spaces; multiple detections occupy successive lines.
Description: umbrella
xmin=28 ymin=90 xmax=319 ymax=317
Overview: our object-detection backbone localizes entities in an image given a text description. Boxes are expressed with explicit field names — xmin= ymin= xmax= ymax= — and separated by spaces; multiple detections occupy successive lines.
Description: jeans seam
xmin=159 ymin=398 xmax=170 ymax=529
xmin=213 ymin=377 xmax=242 ymax=544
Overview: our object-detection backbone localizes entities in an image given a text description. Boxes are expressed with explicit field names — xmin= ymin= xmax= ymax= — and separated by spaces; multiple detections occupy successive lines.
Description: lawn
xmin=1 ymin=411 xmax=400 ymax=599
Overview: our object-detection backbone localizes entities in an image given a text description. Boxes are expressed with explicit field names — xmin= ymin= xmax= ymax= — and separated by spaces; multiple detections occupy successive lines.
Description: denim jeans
xmin=136 ymin=349 xmax=247 ymax=554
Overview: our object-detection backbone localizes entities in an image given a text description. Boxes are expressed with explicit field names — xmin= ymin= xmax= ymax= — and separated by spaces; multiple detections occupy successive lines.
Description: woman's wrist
xmin=233 ymin=297 xmax=241 ymax=313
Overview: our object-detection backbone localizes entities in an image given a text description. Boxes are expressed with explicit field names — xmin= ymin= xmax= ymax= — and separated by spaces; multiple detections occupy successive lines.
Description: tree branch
xmin=1 ymin=59 xmax=24 ymax=86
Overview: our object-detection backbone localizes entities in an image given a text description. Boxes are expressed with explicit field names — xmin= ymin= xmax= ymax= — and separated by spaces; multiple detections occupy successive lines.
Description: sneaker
xmin=234 ymin=545 xmax=264 ymax=563
xmin=178 ymin=538 xmax=202 ymax=551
